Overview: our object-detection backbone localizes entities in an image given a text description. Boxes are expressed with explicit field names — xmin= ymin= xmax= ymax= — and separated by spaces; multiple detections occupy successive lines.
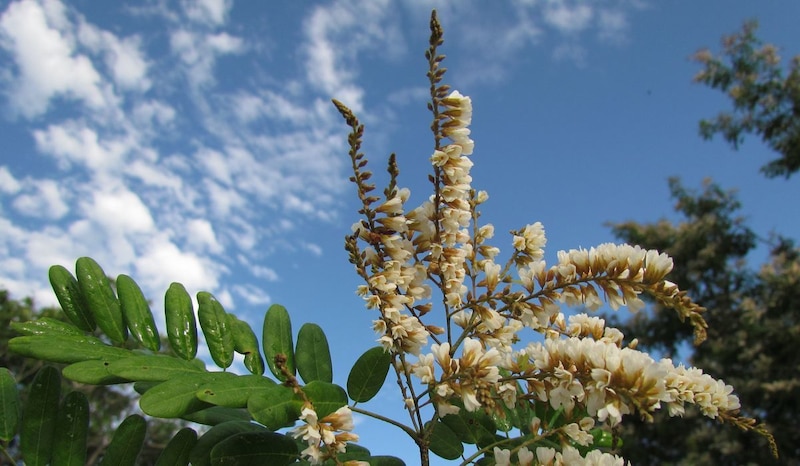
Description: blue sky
xmin=1 ymin=0 xmax=799 ymax=463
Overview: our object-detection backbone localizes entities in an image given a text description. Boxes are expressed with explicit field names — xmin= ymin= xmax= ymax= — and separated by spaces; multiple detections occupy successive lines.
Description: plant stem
xmin=350 ymin=406 xmax=418 ymax=440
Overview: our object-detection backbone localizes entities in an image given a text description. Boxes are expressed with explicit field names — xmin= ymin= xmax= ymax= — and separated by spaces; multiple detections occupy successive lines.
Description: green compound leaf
xmin=197 ymin=292 xmax=235 ymax=369
xmin=98 ymin=414 xmax=146 ymax=466
xmin=75 ymin=257 xmax=127 ymax=343
xmin=165 ymin=282 xmax=198 ymax=360
xmin=302 ymin=380 xmax=348 ymax=419
xmin=247 ymin=384 xmax=303 ymax=431
xmin=347 ymin=346 xmax=391 ymax=403
xmin=21 ymin=366 xmax=60 ymax=466
xmin=62 ymin=359 xmax=130 ymax=385
xmin=107 ymin=354 xmax=205 ymax=382
xmin=210 ymin=431 xmax=298 ymax=466
xmin=117 ymin=274 xmax=161 ymax=351
xmin=51 ymin=391 xmax=89 ymax=466
xmin=190 ymin=421 xmax=268 ymax=466
xmin=8 ymin=335 xmax=133 ymax=364
xmin=427 ymin=420 xmax=463 ymax=460
xmin=49 ymin=264 xmax=95 ymax=332
xmin=155 ymin=427 xmax=197 ymax=466
xmin=0 ymin=367 xmax=20 ymax=442
xmin=263 ymin=304 xmax=295 ymax=382
xmin=10 ymin=317 xmax=84 ymax=337
xmin=196 ymin=374 xmax=276 ymax=408
xmin=295 ymin=323 xmax=333 ymax=384
xmin=140 ymin=372 xmax=233 ymax=418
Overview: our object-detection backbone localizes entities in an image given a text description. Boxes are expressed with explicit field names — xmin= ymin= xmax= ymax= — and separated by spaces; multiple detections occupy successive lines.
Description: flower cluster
xmin=493 ymin=445 xmax=626 ymax=466
xmin=290 ymin=404 xmax=360 ymax=465
xmin=334 ymin=10 xmax=772 ymax=464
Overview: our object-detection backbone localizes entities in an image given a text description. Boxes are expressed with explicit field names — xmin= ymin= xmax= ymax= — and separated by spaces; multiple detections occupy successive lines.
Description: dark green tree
xmin=607 ymin=180 xmax=797 ymax=465
xmin=694 ymin=20 xmax=800 ymax=178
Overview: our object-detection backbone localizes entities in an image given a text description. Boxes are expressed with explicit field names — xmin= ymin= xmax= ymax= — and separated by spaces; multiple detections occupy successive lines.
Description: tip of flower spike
xmin=332 ymin=99 xmax=358 ymax=127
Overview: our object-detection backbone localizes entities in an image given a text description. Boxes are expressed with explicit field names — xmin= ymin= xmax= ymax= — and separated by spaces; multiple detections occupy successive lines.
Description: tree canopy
xmin=694 ymin=20 xmax=800 ymax=178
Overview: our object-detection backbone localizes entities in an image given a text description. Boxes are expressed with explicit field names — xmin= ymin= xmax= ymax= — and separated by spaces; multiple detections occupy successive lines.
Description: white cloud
xmin=11 ymin=178 xmax=69 ymax=219
xmin=232 ymin=283 xmax=271 ymax=306
xmin=133 ymin=100 xmax=176 ymax=128
xmin=597 ymin=9 xmax=628 ymax=43
xmin=170 ymin=28 xmax=243 ymax=89
xmin=302 ymin=0 xmax=405 ymax=113
xmin=77 ymin=21 xmax=150 ymax=92
xmin=252 ymin=265 xmax=279 ymax=282
xmin=553 ymin=42 xmax=587 ymax=65
xmin=0 ymin=166 xmax=21 ymax=194
xmin=204 ymin=180 xmax=246 ymax=217
xmin=0 ymin=0 xmax=107 ymax=117
xmin=182 ymin=0 xmax=232 ymax=26
xmin=83 ymin=187 xmax=154 ymax=234
xmin=198 ymin=147 xmax=233 ymax=185
xmin=134 ymin=236 xmax=223 ymax=295
xmin=544 ymin=3 xmax=593 ymax=35
xmin=301 ymin=242 xmax=323 ymax=257
xmin=186 ymin=218 xmax=223 ymax=254
xmin=33 ymin=122 xmax=124 ymax=172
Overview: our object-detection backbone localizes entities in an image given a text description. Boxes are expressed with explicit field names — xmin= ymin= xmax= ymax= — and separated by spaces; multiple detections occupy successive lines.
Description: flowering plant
xmin=1 ymin=10 xmax=776 ymax=466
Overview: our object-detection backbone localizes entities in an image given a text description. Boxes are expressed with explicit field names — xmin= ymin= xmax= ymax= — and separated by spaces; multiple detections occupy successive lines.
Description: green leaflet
xmin=347 ymin=346 xmax=391 ymax=403
xmin=182 ymin=406 xmax=252 ymax=426
xmin=21 ymin=366 xmax=60 ymax=466
xmin=106 ymin=354 xmax=205 ymax=382
xmin=262 ymin=304 xmax=295 ymax=382
xmin=368 ymin=456 xmax=407 ymax=465
xmin=75 ymin=257 xmax=127 ymax=343
xmin=8 ymin=335 xmax=132 ymax=364
xmin=591 ymin=427 xmax=620 ymax=448
xmin=190 ymin=421 xmax=267 ymax=466
xmin=197 ymin=291 xmax=234 ymax=369
xmin=164 ymin=282 xmax=198 ymax=360
xmin=247 ymin=384 xmax=303 ymax=431
xmin=367 ymin=456 xmax=407 ymax=465
xmin=440 ymin=408 xmax=497 ymax=446
xmin=140 ymin=372 xmax=233 ymax=418
xmin=427 ymin=420 xmax=463 ymax=460
xmin=48 ymin=264 xmax=95 ymax=332
xmin=62 ymin=359 xmax=130 ymax=385
xmin=51 ymin=391 xmax=89 ymax=466
xmin=295 ymin=323 xmax=333 ymax=384
xmin=210 ymin=431 xmax=298 ymax=466
xmin=154 ymin=427 xmax=197 ymax=466
xmin=10 ymin=317 xmax=84 ymax=337
xmin=0 ymin=367 xmax=20 ymax=442
xmin=229 ymin=315 xmax=265 ymax=376
xmin=196 ymin=374 xmax=276 ymax=408
xmin=117 ymin=274 xmax=161 ymax=351
xmin=243 ymin=352 xmax=266 ymax=377
xmin=302 ymin=380 xmax=348 ymax=419
xmin=98 ymin=414 xmax=146 ymax=466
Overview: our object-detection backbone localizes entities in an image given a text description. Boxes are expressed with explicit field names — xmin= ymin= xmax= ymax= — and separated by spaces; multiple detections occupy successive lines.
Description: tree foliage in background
xmin=694 ymin=20 xmax=800 ymax=178
xmin=0 ymin=290 xmax=184 ymax=465
xmin=606 ymin=22 xmax=800 ymax=465
xmin=608 ymin=181 xmax=799 ymax=465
